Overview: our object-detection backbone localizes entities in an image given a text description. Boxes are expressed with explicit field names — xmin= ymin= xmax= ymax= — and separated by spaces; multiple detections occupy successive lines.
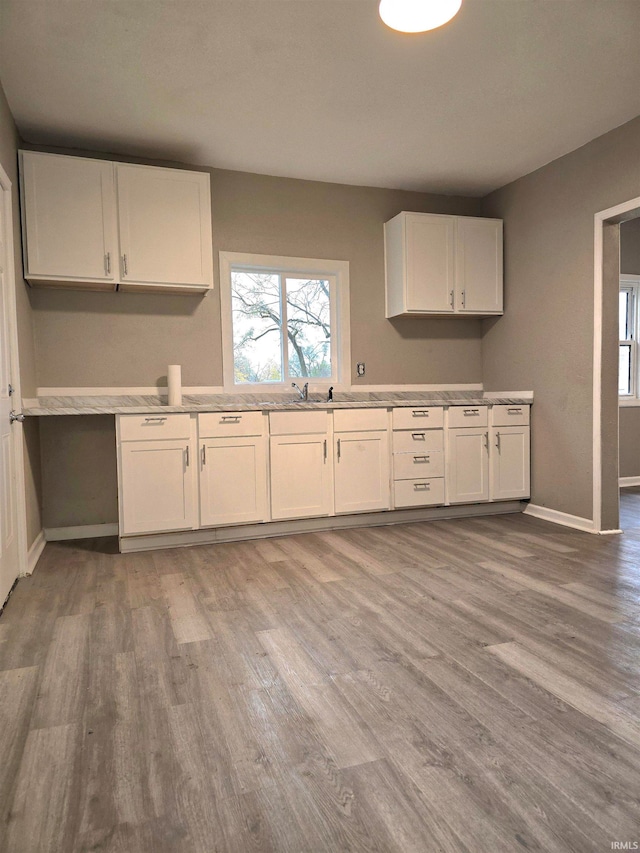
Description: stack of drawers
xmin=392 ymin=407 xmax=445 ymax=508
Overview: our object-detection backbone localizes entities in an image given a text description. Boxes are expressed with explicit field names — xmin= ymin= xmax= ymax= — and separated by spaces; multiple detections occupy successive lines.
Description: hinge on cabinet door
xmin=8 ymin=384 xmax=14 ymax=396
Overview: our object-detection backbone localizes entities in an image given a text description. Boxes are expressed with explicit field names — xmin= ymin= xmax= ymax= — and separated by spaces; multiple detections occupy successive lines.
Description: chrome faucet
xmin=292 ymin=382 xmax=309 ymax=401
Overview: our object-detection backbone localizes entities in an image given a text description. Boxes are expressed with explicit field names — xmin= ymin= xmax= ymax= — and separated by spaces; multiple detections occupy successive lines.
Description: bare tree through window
xmin=231 ymin=270 xmax=332 ymax=384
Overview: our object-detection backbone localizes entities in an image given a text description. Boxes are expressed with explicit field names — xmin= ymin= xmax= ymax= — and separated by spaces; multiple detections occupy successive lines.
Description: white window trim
xmin=219 ymin=251 xmax=351 ymax=393
xmin=619 ymin=274 xmax=640 ymax=404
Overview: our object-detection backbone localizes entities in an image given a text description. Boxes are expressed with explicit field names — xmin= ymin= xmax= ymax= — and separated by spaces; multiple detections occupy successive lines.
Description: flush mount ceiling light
xmin=379 ymin=0 xmax=462 ymax=33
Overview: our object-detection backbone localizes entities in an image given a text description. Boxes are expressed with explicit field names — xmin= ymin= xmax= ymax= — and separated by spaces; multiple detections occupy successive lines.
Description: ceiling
xmin=2 ymin=0 xmax=640 ymax=196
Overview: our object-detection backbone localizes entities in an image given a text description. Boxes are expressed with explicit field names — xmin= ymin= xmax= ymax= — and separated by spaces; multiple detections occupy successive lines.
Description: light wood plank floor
xmin=1 ymin=511 xmax=640 ymax=852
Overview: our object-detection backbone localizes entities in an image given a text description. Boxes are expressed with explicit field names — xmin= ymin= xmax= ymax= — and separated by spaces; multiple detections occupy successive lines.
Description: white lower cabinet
xmin=447 ymin=427 xmax=490 ymax=504
xmin=199 ymin=436 xmax=267 ymax=527
xmin=334 ymin=430 xmax=390 ymax=514
xmin=119 ymin=439 xmax=197 ymax=535
xmin=270 ymin=434 xmax=332 ymax=520
xmin=117 ymin=404 xmax=530 ymax=544
xmin=490 ymin=425 xmax=530 ymax=500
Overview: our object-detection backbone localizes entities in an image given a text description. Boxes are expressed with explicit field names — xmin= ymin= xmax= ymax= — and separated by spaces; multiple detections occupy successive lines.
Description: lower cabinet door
xmin=200 ymin=437 xmax=267 ymax=527
xmin=270 ymin=434 xmax=332 ymax=520
xmin=490 ymin=426 xmax=530 ymax=500
xmin=334 ymin=431 xmax=390 ymax=514
xmin=447 ymin=428 xmax=490 ymax=504
xmin=120 ymin=440 xmax=197 ymax=534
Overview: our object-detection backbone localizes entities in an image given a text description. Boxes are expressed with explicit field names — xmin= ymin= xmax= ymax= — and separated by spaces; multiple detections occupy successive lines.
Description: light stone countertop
xmin=23 ymin=390 xmax=533 ymax=416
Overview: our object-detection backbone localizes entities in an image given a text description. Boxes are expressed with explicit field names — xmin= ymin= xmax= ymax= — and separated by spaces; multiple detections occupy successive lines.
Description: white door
xmin=200 ymin=436 xmax=267 ymax=527
xmin=116 ymin=163 xmax=213 ymax=289
xmin=334 ymin=431 xmax=390 ymax=514
xmin=490 ymin=426 xmax=530 ymax=500
xmin=20 ymin=151 xmax=117 ymax=286
xmin=405 ymin=213 xmax=455 ymax=312
xmin=447 ymin=428 xmax=490 ymax=504
xmin=456 ymin=217 xmax=503 ymax=314
xmin=270 ymin=434 xmax=332 ymax=520
xmin=0 ymin=178 xmax=20 ymax=602
xmin=120 ymin=440 xmax=197 ymax=535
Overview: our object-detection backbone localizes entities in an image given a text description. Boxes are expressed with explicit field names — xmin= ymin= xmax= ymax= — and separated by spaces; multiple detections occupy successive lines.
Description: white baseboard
xmin=26 ymin=530 xmax=46 ymax=575
xmin=119 ymin=501 xmax=526 ymax=553
xmin=523 ymin=503 xmax=598 ymax=533
xmin=524 ymin=504 xmax=623 ymax=536
xmin=620 ymin=476 xmax=640 ymax=487
xmin=44 ymin=523 xmax=119 ymax=541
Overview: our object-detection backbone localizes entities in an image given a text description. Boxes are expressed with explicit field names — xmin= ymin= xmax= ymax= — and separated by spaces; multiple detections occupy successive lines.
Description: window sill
xmin=619 ymin=397 xmax=640 ymax=407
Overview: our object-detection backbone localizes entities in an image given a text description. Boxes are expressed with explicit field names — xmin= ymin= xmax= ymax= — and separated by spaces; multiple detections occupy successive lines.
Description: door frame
xmin=0 ymin=162 xmax=28 ymax=577
xmin=593 ymin=194 xmax=640 ymax=533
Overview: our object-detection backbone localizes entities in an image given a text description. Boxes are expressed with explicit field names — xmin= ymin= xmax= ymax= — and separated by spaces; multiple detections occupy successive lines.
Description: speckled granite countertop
xmin=23 ymin=390 xmax=533 ymax=416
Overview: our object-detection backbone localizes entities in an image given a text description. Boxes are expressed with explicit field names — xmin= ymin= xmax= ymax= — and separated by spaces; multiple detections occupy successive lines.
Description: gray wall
xmin=30 ymin=150 xmax=483 ymax=527
xmin=619 ymin=217 xmax=640 ymax=478
xmin=482 ymin=114 xmax=640 ymax=522
xmin=0 ymin=82 xmax=41 ymax=547
xmin=621 ymin=218 xmax=640 ymax=275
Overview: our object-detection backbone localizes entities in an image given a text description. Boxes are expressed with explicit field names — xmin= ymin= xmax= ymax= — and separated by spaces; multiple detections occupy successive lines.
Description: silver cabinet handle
xmin=464 ymin=409 xmax=480 ymax=415
xmin=449 ymin=289 xmax=454 ymax=309
xmin=411 ymin=432 xmax=426 ymax=440
xmin=122 ymin=254 xmax=128 ymax=276
xmin=484 ymin=432 xmax=489 ymax=451
xmin=414 ymin=482 xmax=431 ymax=491
xmin=507 ymin=408 xmax=522 ymax=414
xmin=185 ymin=445 xmax=190 ymax=467
xmin=201 ymin=444 xmax=206 ymax=466
xmin=144 ymin=416 xmax=167 ymax=423
xmin=495 ymin=431 xmax=501 ymax=450
xmin=411 ymin=410 xmax=430 ymax=417
xmin=413 ymin=455 xmax=430 ymax=462
xmin=323 ymin=439 xmax=327 ymax=461
xmin=105 ymin=252 xmax=111 ymax=276
xmin=337 ymin=438 xmax=341 ymax=460
xmin=461 ymin=289 xmax=466 ymax=308
xmin=221 ymin=415 xmax=241 ymax=422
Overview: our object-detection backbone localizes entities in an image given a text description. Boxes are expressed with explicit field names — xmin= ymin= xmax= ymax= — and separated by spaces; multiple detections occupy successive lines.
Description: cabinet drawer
xmin=491 ymin=404 xmax=530 ymax=427
xmin=333 ymin=408 xmax=388 ymax=432
xmin=119 ymin=413 xmax=192 ymax=441
xmin=394 ymin=450 xmax=444 ymax=480
xmin=269 ymin=410 xmax=329 ymax=435
xmin=198 ymin=411 xmax=264 ymax=438
xmin=392 ymin=407 xmax=444 ymax=430
xmin=448 ymin=406 xmax=488 ymax=428
xmin=393 ymin=429 xmax=444 ymax=453
xmin=394 ymin=478 xmax=445 ymax=508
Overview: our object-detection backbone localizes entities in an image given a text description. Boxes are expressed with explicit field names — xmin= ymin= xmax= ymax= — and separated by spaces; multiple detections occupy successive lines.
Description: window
xmin=220 ymin=252 xmax=350 ymax=390
xmin=619 ymin=277 xmax=640 ymax=398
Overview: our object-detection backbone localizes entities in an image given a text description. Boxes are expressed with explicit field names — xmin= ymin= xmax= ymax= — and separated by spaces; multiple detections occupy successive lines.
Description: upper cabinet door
xmin=456 ymin=217 xmax=503 ymax=314
xmin=20 ymin=151 xmax=117 ymax=288
xmin=404 ymin=213 xmax=455 ymax=313
xmin=116 ymin=163 xmax=213 ymax=292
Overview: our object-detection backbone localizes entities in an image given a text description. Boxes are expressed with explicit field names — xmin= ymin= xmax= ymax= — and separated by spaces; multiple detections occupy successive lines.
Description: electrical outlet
xmin=356 ymin=362 xmax=366 ymax=377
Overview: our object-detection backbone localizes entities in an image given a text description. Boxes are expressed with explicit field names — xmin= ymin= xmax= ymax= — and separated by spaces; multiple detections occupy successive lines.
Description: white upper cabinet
xmin=20 ymin=151 xmax=118 ymax=289
xmin=116 ymin=163 xmax=213 ymax=292
xmin=456 ymin=217 xmax=503 ymax=314
xmin=19 ymin=151 xmax=213 ymax=293
xmin=385 ymin=211 xmax=503 ymax=317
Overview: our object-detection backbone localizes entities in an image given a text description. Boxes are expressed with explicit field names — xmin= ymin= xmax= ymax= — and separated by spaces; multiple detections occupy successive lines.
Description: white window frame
xmin=619 ymin=275 xmax=640 ymax=405
xmin=219 ymin=251 xmax=351 ymax=392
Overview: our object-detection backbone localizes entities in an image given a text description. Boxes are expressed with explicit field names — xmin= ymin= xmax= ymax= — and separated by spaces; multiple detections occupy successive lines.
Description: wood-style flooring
xmin=1 ymin=510 xmax=639 ymax=852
